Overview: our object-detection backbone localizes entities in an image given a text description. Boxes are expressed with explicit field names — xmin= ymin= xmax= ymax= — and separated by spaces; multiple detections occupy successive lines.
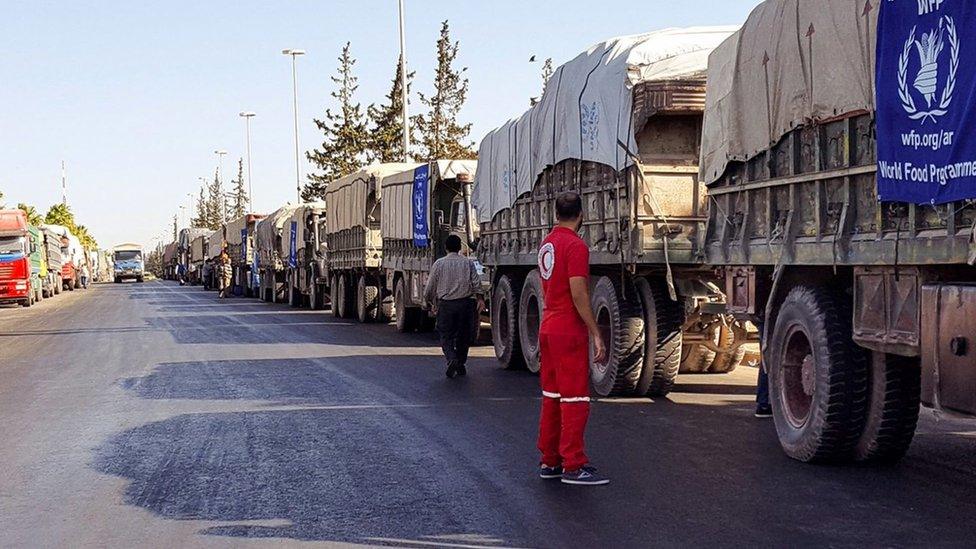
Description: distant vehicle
xmin=112 ymin=243 xmax=145 ymax=283
xmin=0 ymin=209 xmax=43 ymax=307
xmin=44 ymin=224 xmax=83 ymax=291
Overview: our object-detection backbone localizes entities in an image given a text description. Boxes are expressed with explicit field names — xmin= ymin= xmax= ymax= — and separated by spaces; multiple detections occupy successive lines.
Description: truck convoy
xmin=112 ymin=243 xmax=145 ymax=283
xmin=178 ymin=228 xmax=209 ymax=284
xmin=381 ymin=160 xmax=478 ymax=332
xmin=148 ymin=0 xmax=976 ymax=466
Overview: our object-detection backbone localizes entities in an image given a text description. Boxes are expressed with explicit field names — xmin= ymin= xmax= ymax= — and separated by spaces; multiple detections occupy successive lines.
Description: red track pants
xmin=537 ymin=332 xmax=590 ymax=471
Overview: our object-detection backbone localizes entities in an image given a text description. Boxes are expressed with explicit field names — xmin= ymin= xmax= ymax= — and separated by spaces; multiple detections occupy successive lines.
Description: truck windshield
xmin=115 ymin=251 xmax=142 ymax=262
xmin=0 ymin=236 xmax=26 ymax=255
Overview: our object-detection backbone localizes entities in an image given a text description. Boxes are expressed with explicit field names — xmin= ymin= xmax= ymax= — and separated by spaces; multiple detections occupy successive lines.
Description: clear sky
xmin=0 ymin=0 xmax=759 ymax=249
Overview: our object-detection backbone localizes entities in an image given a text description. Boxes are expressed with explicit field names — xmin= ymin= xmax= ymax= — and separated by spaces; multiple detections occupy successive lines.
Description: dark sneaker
xmin=561 ymin=465 xmax=609 ymax=486
xmin=755 ymin=405 xmax=773 ymax=418
xmin=445 ymin=361 xmax=459 ymax=379
xmin=539 ymin=464 xmax=563 ymax=479
xmin=457 ymin=363 xmax=467 ymax=377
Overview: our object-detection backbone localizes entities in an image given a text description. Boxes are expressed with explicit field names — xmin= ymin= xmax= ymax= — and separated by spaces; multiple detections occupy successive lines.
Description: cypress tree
xmin=192 ymin=186 xmax=208 ymax=228
xmin=207 ymin=168 xmax=225 ymax=228
xmin=413 ymin=21 xmax=476 ymax=161
xmin=231 ymin=158 xmax=248 ymax=218
xmin=305 ymin=42 xmax=369 ymax=201
xmin=367 ymin=58 xmax=414 ymax=163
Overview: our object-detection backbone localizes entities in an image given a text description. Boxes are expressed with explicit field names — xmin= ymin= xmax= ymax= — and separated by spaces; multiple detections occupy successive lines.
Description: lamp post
xmin=187 ymin=193 xmax=195 ymax=226
xmin=282 ymin=49 xmax=306 ymax=203
xmin=239 ymin=111 xmax=256 ymax=212
xmin=398 ymin=0 xmax=411 ymax=162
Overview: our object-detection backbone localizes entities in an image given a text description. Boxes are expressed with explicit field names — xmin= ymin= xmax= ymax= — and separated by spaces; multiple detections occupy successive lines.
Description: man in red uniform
xmin=537 ymin=191 xmax=609 ymax=486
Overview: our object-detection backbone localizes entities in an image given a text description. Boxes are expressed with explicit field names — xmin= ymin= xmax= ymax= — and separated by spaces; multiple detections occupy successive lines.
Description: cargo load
xmin=282 ymin=202 xmax=327 ymax=308
xmin=473 ymin=27 xmax=742 ymax=397
xmin=254 ymin=205 xmax=299 ymax=302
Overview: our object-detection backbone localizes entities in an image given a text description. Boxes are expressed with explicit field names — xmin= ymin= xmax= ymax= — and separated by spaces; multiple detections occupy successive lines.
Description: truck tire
xmin=634 ymin=277 xmax=683 ymax=397
xmin=335 ymin=274 xmax=353 ymax=319
xmin=395 ymin=278 xmax=419 ymax=332
xmin=289 ymin=281 xmax=302 ymax=308
xmin=518 ymin=270 xmax=544 ymax=374
xmin=68 ymin=281 xmax=75 ymax=291
xmin=854 ymin=353 xmax=921 ymax=463
xmin=310 ymin=281 xmax=325 ymax=310
xmin=590 ymin=275 xmax=645 ymax=397
xmin=357 ymin=275 xmax=380 ymax=323
xmin=768 ymin=285 xmax=868 ymax=463
xmin=491 ymin=273 xmax=525 ymax=370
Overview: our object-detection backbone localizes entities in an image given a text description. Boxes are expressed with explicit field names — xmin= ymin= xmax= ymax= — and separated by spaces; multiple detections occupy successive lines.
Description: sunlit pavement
xmin=1 ymin=280 xmax=975 ymax=548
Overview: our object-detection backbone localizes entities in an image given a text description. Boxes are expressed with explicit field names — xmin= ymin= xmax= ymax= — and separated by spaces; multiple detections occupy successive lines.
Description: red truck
xmin=0 ymin=210 xmax=43 ymax=307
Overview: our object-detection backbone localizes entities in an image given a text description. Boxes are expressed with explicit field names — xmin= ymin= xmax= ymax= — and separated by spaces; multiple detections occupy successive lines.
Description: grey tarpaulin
xmin=472 ymin=26 xmax=736 ymax=224
xmin=700 ymin=0 xmax=878 ymax=185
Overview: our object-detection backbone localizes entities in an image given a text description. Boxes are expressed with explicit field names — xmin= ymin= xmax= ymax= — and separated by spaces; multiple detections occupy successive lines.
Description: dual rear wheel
xmin=491 ymin=270 xmax=684 ymax=398
xmin=767 ymin=285 xmax=921 ymax=463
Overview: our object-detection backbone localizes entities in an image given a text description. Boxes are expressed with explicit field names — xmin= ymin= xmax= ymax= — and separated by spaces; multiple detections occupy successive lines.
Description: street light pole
xmin=398 ymin=0 xmax=411 ymax=162
xmin=239 ymin=111 xmax=256 ymax=212
xmin=186 ymin=193 xmax=195 ymax=226
xmin=282 ymin=49 xmax=306 ymax=203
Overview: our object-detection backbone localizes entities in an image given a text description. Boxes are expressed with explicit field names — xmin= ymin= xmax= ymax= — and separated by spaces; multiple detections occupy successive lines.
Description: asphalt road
xmin=2 ymin=280 xmax=976 ymax=548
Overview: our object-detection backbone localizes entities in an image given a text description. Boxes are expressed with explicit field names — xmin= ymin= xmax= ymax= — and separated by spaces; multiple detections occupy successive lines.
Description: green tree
xmin=191 ymin=186 xmax=209 ymax=228
xmin=17 ymin=203 xmax=42 ymax=226
xmin=230 ymin=158 xmax=248 ymax=218
xmin=367 ymin=58 xmax=414 ymax=163
xmin=413 ymin=21 xmax=477 ymax=161
xmin=207 ymin=169 xmax=225 ymax=228
xmin=75 ymin=225 xmax=97 ymax=249
xmin=305 ymin=42 xmax=369 ymax=201
xmin=44 ymin=203 xmax=76 ymax=230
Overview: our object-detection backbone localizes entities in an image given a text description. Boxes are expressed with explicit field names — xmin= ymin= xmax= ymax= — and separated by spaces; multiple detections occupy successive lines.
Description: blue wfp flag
xmin=412 ymin=164 xmax=430 ymax=247
xmin=877 ymin=0 xmax=976 ymax=204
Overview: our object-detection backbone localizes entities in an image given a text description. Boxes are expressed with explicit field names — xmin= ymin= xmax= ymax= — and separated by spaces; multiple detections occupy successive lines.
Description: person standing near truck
xmin=424 ymin=234 xmax=482 ymax=379
xmin=537 ymin=191 xmax=609 ymax=486
xmin=219 ymin=250 xmax=233 ymax=298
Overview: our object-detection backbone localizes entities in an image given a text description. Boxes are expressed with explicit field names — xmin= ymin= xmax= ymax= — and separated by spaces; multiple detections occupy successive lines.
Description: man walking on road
xmin=424 ymin=234 xmax=482 ymax=379
xmin=537 ymin=191 xmax=609 ymax=486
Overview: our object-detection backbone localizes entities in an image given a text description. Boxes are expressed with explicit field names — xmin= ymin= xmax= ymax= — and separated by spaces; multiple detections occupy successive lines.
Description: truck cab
xmin=0 ymin=210 xmax=43 ymax=307
xmin=112 ymin=243 xmax=145 ymax=283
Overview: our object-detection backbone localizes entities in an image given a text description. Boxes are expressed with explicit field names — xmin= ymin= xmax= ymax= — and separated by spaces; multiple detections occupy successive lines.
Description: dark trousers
xmin=436 ymin=297 xmax=476 ymax=366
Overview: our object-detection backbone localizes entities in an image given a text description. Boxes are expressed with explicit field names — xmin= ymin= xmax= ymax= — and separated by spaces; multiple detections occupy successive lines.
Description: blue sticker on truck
xmin=241 ymin=229 xmax=248 ymax=262
xmin=877 ymin=0 xmax=976 ymax=204
xmin=412 ymin=164 xmax=430 ymax=247
xmin=289 ymin=221 xmax=298 ymax=268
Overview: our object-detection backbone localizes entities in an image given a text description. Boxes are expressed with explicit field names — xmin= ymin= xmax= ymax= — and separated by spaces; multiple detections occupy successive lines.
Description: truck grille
xmin=0 ymin=263 xmax=12 ymax=278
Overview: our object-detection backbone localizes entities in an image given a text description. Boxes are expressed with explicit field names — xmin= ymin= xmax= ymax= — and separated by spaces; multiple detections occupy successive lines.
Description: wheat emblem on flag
xmin=898 ymin=16 xmax=959 ymax=124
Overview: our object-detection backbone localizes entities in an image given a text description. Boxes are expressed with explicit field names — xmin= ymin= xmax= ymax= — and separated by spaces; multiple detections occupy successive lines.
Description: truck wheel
xmin=357 ymin=275 xmax=380 ymax=323
xmin=491 ymin=273 xmax=525 ymax=370
xmin=517 ymin=270 xmax=544 ymax=374
xmin=854 ymin=353 xmax=921 ymax=463
xmin=68 ymin=281 xmax=75 ymax=291
xmin=634 ymin=277 xmax=684 ymax=396
xmin=590 ymin=275 xmax=645 ymax=397
xmin=768 ymin=285 xmax=868 ymax=463
xmin=310 ymin=282 xmax=325 ymax=310
xmin=289 ymin=281 xmax=301 ymax=308
xmin=394 ymin=278 xmax=419 ymax=332
xmin=338 ymin=273 xmax=353 ymax=318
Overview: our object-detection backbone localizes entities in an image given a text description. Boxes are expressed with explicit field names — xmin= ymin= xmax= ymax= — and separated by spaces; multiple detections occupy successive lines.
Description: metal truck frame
xmin=285 ymin=203 xmax=328 ymax=309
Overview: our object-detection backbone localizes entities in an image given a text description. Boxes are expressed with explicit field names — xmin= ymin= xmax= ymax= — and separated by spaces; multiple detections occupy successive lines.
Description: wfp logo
xmin=897 ymin=16 xmax=959 ymax=124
